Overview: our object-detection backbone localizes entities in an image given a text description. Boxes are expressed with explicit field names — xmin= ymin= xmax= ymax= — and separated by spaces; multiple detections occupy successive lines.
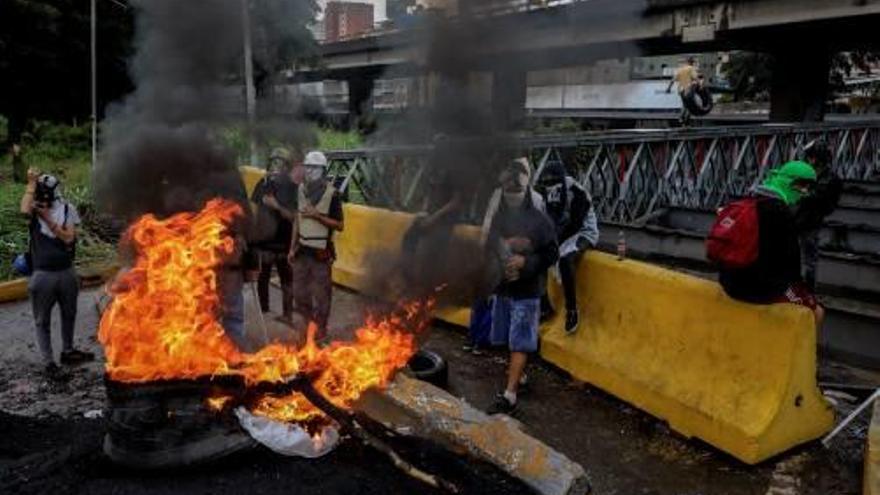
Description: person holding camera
xmin=19 ymin=168 xmax=93 ymax=380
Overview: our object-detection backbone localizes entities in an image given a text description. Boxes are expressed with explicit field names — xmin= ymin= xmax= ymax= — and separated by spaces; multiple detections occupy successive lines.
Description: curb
xmin=0 ymin=262 xmax=120 ymax=304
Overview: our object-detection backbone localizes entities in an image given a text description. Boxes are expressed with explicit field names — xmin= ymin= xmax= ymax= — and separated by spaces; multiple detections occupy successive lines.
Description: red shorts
xmin=773 ymin=283 xmax=818 ymax=311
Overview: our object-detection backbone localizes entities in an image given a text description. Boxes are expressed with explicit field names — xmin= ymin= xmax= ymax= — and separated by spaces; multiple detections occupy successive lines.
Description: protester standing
xmin=667 ymin=57 xmax=701 ymax=126
xmin=465 ymin=157 xmax=545 ymax=354
xmin=536 ymin=162 xmax=599 ymax=334
xmin=19 ymin=168 xmax=93 ymax=380
xmin=484 ymin=159 xmax=559 ymax=415
xmin=289 ymin=151 xmax=344 ymax=340
xmin=250 ymin=147 xmax=301 ymax=323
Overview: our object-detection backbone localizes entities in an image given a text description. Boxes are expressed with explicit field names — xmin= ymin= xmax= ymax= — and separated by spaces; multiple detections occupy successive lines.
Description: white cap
xmin=303 ymin=151 xmax=328 ymax=168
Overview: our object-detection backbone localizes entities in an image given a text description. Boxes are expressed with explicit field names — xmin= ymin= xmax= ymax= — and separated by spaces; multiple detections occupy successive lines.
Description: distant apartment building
xmin=324 ymin=2 xmax=374 ymax=42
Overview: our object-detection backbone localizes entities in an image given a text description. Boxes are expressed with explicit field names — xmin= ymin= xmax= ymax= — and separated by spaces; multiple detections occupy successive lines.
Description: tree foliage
xmin=723 ymin=50 xmax=880 ymax=103
xmin=0 ymin=0 xmax=135 ymax=146
xmin=721 ymin=52 xmax=774 ymax=102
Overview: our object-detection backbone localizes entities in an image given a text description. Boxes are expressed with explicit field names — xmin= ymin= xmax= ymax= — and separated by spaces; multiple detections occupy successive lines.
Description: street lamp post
xmin=241 ymin=0 xmax=258 ymax=167
xmin=91 ymin=0 xmax=97 ymax=172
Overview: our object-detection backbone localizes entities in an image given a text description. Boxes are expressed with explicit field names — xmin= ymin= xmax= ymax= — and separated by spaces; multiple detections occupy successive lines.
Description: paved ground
xmin=0 ymin=285 xmax=873 ymax=494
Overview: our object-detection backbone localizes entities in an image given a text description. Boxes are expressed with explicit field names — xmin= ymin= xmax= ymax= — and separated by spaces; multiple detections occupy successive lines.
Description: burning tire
xmin=407 ymin=350 xmax=448 ymax=389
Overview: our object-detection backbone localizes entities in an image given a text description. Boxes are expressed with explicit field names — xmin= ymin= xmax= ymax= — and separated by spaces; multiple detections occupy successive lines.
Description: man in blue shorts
xmin=485 ymin=158 xmax=559 ymax=415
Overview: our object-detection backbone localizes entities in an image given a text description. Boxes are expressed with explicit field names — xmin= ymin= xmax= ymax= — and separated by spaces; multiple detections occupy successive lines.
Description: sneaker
xmin=462 ymin=341 xmax=474 ymax=352
xmin=518 ymin=373 xmax=530 ymax=393
xmin=44 ymin=363 xmax=69 ymax=382
xmin=471 ymin=345 xmax=485 ymax=356
xmin=60 ymin=349 xmax=96 ymax=366
xmin=565 ymin=309 xmax=580 ymax=335
xmin=487 ymin=393 xmax=517 ymax=415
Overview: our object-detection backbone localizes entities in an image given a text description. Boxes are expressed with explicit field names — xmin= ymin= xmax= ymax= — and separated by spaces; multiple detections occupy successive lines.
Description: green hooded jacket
xmin=759 ymin=160 xmax=817 ymax=206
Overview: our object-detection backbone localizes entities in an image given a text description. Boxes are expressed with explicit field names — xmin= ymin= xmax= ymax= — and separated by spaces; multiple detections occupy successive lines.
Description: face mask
xmin=503 ymin=191 xmax=526 ymax=208
xmin=544 ymin=183 xmax=564 ymax=205
xmin=305 ymin=167 xmax=324 ymax=183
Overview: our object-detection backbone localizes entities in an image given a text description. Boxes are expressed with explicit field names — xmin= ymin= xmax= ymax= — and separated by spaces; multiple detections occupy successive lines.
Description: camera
xmin=34 ymin=175 xmax=59 ymax=209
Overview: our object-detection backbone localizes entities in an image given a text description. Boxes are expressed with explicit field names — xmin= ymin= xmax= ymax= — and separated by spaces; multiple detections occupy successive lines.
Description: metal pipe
xmin=241 ymin=0 xmax=258 ymax=168
xmin=91 ymin=0 xmax=97 ymax=173
xmin=822 ymin=388 xmax=880 ymax=447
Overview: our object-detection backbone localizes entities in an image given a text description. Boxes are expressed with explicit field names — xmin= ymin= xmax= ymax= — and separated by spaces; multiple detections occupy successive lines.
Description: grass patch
xmin=221 ymin=125 xmax=365 ymax=166
xmin=316 ymin=127 xmax=362 ymax=150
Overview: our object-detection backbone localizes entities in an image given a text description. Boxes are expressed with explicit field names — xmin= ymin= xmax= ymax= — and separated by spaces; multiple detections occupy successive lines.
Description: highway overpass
xmin=300 ymin=0 xmax=880 ymax=123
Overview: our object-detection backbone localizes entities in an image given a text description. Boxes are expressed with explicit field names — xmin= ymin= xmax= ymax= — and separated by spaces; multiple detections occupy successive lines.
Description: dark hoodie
xmin=718 ymin=193 xmax=802 ymax=302
xmin=485 ymin=195 xmax=559 ymax=300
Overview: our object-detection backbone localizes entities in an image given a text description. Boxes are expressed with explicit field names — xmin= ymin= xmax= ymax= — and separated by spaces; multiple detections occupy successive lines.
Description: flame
xmin=99 ymin=198 xmax=429 ymax=425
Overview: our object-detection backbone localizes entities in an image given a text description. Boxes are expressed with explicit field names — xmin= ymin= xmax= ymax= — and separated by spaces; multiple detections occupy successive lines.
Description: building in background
xmin=324 ymin=2 xmax=375 ymax=42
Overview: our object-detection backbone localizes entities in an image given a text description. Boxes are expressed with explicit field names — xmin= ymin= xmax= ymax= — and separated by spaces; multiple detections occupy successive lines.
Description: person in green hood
xmin=719 ymin=160 xmax=824 ymax=328
xmin=757 ymin=160 xmax=818 ymax=206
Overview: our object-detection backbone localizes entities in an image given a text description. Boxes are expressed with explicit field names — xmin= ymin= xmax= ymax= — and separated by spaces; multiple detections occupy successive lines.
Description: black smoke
xmin=96 ymin=0 xmax=317 ymax=221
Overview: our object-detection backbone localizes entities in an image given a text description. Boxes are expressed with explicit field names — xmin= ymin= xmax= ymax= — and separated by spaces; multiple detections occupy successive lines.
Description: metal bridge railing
xmin=326 ymin=122 xmax=880 ymax=224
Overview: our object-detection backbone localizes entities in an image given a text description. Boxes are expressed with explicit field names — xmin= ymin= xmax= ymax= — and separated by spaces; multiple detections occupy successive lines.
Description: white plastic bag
xmin=235 ymin=407 xmax=340 ymax=458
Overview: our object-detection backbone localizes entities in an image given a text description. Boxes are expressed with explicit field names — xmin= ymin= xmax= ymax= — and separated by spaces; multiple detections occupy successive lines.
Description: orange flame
xmin=98 ymin=198 xmax=428 ymax=424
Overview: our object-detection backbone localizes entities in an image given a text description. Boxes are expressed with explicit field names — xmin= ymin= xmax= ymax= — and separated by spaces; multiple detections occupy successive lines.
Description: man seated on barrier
xmin=710 ymin=161 xmax=824 ymax=327
xmin=535 ymin=162 xmax=599 ymax=335
xmin=485 ymin=158 xmax=559 ymax=415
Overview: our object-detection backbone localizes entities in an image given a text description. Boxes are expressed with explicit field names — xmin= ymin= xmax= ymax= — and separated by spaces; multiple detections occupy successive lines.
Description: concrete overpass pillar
xmin=492 ymin=69 xmax=527 ymax=131
xmin=769 ymin=45 xmax=832 ymax=122
xmin=347 ymin=77 xmax=375 ymax=128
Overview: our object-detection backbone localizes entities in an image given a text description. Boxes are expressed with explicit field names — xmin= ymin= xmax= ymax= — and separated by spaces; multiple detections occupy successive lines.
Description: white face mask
xmin=305 ymin=166 xmax=325 ymax=183
xmin=503 ymin=191 xmax=526 ymax=208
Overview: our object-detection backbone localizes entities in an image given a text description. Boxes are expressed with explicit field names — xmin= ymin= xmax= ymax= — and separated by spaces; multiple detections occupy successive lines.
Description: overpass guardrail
xmin=324 ymin=122 xmax=880 ymax=224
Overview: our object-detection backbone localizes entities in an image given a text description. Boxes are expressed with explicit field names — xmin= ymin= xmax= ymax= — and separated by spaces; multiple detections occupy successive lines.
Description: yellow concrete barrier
xmin=540 ymin=252 xmax=834 ymax=464
xmin=237 ymin=171 xmax=834 ymax=464
xmin=0 ymin=278 xmax=28 ymax=304
xmin=239 ymin=165 xmax=265 ymax=214
xmin=332 ymin=203 xmax=414 ymax=291
xmin=332 ymin=204 xmax=480 ymax=325
xmin=0 ymin=263 xmax=120 ymax=304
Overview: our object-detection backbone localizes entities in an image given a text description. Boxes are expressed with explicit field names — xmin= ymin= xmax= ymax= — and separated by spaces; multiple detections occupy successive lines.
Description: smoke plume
xmin=96 ymin=0 xmax=317 ymax=221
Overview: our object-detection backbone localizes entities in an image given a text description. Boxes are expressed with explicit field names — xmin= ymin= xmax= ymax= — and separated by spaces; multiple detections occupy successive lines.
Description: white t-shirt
xmin=37 ymin=201 xmax=81 ymax=238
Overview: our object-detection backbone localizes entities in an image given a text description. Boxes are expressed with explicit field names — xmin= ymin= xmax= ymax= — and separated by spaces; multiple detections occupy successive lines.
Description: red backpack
xmin=706 ymin=198 xmax=760 ymax=269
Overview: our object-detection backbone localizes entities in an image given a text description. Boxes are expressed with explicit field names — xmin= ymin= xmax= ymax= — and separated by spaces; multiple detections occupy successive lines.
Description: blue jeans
xmin=490 ymin=296 xmax=539 ymax=353
xmin=222 ymin=286 xmax=245 ymax=344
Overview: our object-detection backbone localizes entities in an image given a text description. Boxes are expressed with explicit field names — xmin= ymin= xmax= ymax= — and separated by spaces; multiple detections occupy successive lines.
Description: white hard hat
xmin=303 ymin=151 xmax=328 ymax=168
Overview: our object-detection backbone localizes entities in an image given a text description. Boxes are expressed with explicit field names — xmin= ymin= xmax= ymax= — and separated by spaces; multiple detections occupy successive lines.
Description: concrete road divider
xmin=540 ymin=252 xmax=834 ymax=464
xmin=0 ymin=263 xmax=119 ymax=304
xmin=332 ymin=203 xmax=480 ymax=325
xmin=238 ymin=169 xmax=835 ymax=464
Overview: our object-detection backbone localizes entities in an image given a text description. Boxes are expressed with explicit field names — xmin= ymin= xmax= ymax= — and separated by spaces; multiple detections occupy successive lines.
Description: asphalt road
xmin=0 ymin=285 xmax=871 ymax=495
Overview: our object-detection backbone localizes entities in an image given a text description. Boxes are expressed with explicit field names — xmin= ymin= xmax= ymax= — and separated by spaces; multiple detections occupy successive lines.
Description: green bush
xmin=316 ymin=127 xmax=362 ymax=150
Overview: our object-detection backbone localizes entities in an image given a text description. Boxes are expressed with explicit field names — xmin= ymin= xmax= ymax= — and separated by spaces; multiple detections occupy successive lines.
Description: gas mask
xmin=34 ymin=174 xmax=59 ymax=207
xmin=304 ymin=166 xmax=325 ymax=184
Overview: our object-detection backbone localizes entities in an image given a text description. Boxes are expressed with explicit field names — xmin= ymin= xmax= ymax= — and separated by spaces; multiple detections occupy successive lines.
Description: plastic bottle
xmin=617 ymin=229 xmax=627 ymax=260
